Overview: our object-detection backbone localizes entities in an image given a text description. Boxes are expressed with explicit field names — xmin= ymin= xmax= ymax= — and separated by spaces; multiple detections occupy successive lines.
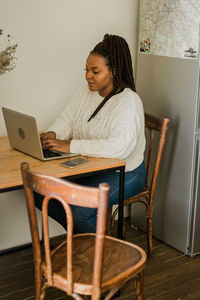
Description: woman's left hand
xmin=42 ymin=138 xmax=71 ymax=153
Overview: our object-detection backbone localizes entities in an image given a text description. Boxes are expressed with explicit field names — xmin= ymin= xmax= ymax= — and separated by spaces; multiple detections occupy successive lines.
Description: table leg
xmin=117 ymin=166 xmax=125 ymax=239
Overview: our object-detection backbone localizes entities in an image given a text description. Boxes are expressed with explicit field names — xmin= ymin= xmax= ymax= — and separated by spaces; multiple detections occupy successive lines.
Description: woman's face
xmin=85 ymin=54 xmax=114 ymax=97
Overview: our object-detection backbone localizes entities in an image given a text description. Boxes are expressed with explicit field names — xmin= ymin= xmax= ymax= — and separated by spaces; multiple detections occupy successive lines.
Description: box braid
xmin=88 ymin=34 xmax=136 ymax=122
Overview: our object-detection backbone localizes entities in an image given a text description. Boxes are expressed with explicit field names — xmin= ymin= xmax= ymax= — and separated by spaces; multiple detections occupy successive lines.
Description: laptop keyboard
xmin=42 ymin=148 xmax=62 ymax=158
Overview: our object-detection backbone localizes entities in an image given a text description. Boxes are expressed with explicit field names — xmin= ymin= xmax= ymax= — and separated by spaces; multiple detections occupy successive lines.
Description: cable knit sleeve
xmin=46 ymin=88 xmax=84 ymax=140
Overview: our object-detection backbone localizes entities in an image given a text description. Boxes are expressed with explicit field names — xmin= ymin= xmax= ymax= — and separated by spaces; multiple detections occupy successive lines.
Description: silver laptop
xmin=2 ymin=107 xmax=79 ymax=161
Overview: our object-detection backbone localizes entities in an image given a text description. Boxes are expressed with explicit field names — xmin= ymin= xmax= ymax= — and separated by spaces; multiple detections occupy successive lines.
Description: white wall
xmin=0 ymin=0 xmax=139 ymax=250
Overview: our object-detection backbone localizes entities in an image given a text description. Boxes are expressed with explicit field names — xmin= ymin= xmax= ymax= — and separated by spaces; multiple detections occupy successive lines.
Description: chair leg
xmin=40 ymin=283 xmax=47 ymax=300
xmin=34 ymin=264 xmax=46 ymax=300
xmin=136 ymin=271 xmax=144 ymax=300
xmin=106 ymin=206 xmax=112 ymax=235
xmin=35 ymin=265 xmax=42 ymax=300
xmin=72 ymin=293 xmax=88 ymax=300
xmin=91 ymin=290 xmax=101 ymax=300
xmin=147 ymin=214 xmax=153 ymax=257
xmin=110 ymin=206 xmax=127 ymax=238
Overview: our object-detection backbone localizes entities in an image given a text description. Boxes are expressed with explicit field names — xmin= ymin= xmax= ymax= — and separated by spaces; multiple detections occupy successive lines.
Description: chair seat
xmin=42 ymin=234 xmax=146 ymax=295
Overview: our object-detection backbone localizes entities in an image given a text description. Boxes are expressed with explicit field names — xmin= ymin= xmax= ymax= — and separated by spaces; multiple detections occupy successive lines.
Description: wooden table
xmin=0 ymin=136 xmax=125 ymax=238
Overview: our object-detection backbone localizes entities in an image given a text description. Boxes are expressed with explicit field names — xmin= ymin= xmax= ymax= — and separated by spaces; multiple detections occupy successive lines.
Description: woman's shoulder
xmin=118 ymin=88 xmax=143 ymax=106
xmin=122 ymin=88 xmax=140 ymax=97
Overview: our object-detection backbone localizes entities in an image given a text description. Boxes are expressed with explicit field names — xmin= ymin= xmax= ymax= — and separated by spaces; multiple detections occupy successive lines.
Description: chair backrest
xmin=20 ymin=162 xmax=110 ymax=295
xmin=144 ymin=113 xmax=170 ymax=202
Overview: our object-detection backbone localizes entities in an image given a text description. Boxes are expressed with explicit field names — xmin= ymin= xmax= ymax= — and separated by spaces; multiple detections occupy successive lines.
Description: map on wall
xmin=139 ymin=0 xmax=200 ymax=58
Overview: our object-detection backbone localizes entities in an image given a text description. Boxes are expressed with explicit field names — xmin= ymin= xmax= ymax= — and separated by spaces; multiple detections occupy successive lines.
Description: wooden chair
xmin=110 ymin=113 xmax=170 ymax=256
xmin=21 ymin=162 xmax=146 ymax=300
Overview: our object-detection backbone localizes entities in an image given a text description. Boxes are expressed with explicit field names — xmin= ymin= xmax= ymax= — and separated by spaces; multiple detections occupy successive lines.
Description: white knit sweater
xmin=47 ymin=86 xmax=145 ymax=172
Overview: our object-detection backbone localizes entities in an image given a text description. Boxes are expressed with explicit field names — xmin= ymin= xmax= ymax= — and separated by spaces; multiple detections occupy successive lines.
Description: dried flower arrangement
xmin=0 ymin=29 xmax=17 ymax=76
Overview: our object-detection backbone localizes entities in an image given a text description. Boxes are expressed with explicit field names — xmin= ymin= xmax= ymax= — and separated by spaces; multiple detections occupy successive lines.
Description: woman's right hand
xmin=40 ymin=131 xmax=56 ymax=144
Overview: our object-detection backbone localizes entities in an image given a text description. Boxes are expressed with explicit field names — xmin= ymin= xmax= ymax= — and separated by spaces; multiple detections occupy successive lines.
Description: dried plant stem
xmin=0 ymin=44 xmax=17 ymax=75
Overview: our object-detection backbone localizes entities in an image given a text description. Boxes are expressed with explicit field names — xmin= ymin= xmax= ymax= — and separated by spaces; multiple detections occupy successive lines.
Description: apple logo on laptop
xmin=18 ymin=128 xmax=25 ymax=139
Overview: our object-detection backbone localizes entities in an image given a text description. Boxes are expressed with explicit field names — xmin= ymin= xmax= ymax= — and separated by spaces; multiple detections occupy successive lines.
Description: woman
xmin=36 ymin=34 xmax=146 ymax=233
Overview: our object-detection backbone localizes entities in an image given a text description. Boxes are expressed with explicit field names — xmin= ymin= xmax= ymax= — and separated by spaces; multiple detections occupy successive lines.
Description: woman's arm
xmin=46 ymin=88 xmax=84 ymax=140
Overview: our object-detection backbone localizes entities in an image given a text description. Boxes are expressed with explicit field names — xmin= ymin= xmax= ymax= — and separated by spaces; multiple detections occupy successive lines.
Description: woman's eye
xmin=84 ymin=68 xmax=99 ymax=74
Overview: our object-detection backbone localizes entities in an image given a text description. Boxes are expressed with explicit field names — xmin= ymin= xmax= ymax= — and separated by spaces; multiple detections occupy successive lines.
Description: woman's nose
xmin=86 ymin=70 xmax=92 ymax=81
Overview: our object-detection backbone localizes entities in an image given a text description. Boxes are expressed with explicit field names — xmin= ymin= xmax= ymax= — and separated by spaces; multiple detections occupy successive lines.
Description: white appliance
xmin=133 ymin=1 xmax=200 ymax=256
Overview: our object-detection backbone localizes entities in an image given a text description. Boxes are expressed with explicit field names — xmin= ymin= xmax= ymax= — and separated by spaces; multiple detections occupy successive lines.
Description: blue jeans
xmin=34 ymin=161 xmax=146 ymax=233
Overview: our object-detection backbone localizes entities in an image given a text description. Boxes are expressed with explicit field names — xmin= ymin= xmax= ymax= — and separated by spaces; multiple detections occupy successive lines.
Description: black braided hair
xmin=88 ymin=34 xmax=136 ymax=122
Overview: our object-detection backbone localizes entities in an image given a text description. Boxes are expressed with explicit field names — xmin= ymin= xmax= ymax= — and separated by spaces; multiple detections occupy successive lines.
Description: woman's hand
xmin=40 ymin=131 xmax=70 ymax=152
xmin=42 ymin=138 xmax=71 ymax=153
xmin=40 ymin=131 xmax=56 ymax=143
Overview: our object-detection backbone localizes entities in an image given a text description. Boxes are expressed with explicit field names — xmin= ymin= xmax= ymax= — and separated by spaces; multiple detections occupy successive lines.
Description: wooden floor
xmin=0 ymin=224 xmax=200 ymax=300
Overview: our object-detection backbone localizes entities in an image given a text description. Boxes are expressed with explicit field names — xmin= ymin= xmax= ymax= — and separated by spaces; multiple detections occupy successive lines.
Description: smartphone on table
xmin=60 ymin=158 xmax=89 ymax=168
